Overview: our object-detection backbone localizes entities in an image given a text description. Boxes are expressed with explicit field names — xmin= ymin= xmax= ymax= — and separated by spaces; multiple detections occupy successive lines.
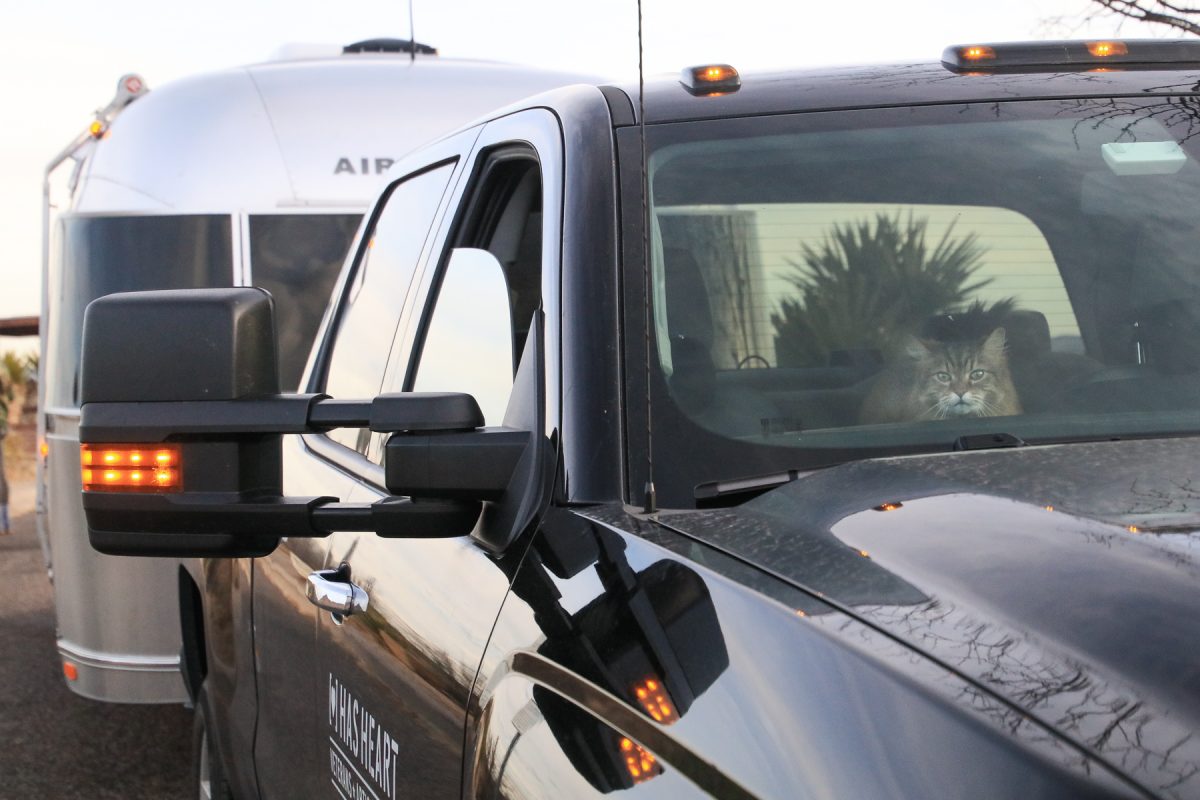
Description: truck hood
xmin=658 ymin=437 xmax=1200 ymax=798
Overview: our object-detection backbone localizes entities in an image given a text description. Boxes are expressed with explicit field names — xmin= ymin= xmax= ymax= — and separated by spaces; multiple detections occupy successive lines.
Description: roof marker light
xmin=81 ymin=444 xmax=181 ymax=493
xmin=88 ymin=120 xmax=106 ymax=139
xmin=1088 ymin=41 xmax=1129 ymax=57
xmin=944 ymin=39 xmax=1200 ymax=73
xmin=962 ymin=45 xmax=996 ymax=62
xmin=680 ymin=64 xmax=741 ymax=95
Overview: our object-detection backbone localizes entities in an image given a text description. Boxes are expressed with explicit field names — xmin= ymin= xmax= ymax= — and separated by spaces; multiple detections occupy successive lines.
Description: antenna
xmin=409 ymin=0 xmax=417 ymax=64
xmin=637 ymin=0 xmax=657 ymax=514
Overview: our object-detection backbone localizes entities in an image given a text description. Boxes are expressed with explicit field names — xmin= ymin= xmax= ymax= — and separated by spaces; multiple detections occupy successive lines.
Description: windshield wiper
xmin=695 ymin=433 xmax=1030 ymax=506
xmin=694 ymin=469 xmax=813 ymax=506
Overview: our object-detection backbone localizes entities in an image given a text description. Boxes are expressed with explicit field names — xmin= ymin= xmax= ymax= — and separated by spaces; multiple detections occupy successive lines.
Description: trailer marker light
xmin=680 ymin=64 xmax=741 ymax=95
xmin=89 ymin=120 xmax=106 ymax=138
xmin=62 ymin=662 xmax=78 ymax=681
xmin=81 ymin=444 xmax=181 ymax=492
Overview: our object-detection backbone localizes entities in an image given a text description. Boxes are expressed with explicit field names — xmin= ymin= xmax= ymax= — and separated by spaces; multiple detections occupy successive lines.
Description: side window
xmin=402 ymin=153 xmax=543 ymax=430
xmin=322 ymin=162 xmax=455 ymax=451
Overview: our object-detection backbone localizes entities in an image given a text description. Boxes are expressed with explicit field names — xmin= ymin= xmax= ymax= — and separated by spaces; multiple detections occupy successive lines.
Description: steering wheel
xmin=737 ymin=354 xmax=771 ymax=369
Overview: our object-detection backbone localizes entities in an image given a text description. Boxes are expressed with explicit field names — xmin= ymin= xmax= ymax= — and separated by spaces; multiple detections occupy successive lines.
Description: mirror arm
xmin=312 ymin=498 xmax=482 ymax=538
xmin=85 ymin=494 xmax=484 ymax=552
xmin=81 ymin=392 xmax=487 ymax=442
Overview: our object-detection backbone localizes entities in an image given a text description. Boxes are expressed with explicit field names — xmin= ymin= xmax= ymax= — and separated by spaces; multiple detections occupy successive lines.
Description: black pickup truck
xmin=79 ymin=41 xmax=1200 ymax=800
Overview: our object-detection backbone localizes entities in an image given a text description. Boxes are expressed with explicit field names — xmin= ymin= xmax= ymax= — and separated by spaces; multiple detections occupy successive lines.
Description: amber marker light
xmin=89 ymin=120 xmax=106 ymax=138
xmin=618 ymin=737 xmax=662 ymax=784
xmin=81 ymin=444 xmax=181 ymax=493
xmin=680 ymin=63 xmax=741 ymax=95
xmin=874 ymin=501 xmax=903 ymax=512
xmin=961 ymin=45 xmax=996 ymax=62
xmin=1088 ymin=41 xmax=1128 ymax=57
xmin=632 ymin=677 xmax=677 ymax=724
xmin=1126 ymin=525 xmax=1140 ymax=533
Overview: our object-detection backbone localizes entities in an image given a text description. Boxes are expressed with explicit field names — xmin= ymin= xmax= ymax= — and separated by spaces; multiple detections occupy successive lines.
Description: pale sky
xmin=0 ymin=0 xmax=1167 ymax=343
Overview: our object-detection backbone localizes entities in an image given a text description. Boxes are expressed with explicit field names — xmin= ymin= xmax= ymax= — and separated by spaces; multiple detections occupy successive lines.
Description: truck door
xmin=252 ymin=149 xmax=466 ymax=799
xmin=314 ymin=110 xmax=564 ymax=800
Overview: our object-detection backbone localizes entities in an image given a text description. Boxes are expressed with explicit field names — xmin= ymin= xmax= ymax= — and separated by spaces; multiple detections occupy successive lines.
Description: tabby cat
xmin=859 ymin=327 xmax=1022 ymax=424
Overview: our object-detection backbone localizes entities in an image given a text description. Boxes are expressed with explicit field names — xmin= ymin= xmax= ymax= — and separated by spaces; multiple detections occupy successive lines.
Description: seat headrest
xmin=920 ymin=305 xmax=1050 ymax=358
xmin=663 ymin=247 xmax=713 ymax=347
xmin=1003 ymin=309 xmax=1051 ymax=359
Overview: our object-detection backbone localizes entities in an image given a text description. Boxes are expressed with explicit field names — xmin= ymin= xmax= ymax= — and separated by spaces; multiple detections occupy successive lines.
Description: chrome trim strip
xmin=57 ymin=640 xmax=181 ymax=673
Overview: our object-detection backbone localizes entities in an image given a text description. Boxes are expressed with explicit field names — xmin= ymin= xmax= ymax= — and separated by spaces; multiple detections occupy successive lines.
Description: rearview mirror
xmin=79 ymin=288 xmax=542 ymax=557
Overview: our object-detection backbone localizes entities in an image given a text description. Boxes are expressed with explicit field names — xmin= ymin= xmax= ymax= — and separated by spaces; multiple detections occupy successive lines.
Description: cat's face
xmin=907 ymin=328 xmax=1013 ymax=419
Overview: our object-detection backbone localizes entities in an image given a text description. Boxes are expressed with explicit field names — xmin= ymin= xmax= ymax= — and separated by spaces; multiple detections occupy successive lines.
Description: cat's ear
xmin=903 ymin=335 xmax=933 ymax=360
xmin=982 ymin=327 xmax=1007 ymax=357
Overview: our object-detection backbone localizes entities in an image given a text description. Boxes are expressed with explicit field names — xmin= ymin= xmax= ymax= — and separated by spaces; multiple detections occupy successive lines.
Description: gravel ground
xmin=0 ymin=478 xmax=193 ymax=799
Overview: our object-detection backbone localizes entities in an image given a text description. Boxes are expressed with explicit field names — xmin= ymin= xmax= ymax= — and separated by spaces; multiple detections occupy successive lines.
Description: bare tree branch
xmin=1090 ymin=0 xmax=1200 ymax=35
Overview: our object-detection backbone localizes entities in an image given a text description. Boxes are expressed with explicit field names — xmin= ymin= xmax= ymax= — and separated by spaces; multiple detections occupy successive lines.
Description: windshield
xmin=638 ymin=98 xmax=1200 ymax=504
xmin=45 ymin=215 xmax=232 ymax=409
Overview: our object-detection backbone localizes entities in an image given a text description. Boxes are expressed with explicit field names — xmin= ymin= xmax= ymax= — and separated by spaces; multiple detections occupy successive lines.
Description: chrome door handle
xmin=306 ymin=568 xmax=369 ymax=617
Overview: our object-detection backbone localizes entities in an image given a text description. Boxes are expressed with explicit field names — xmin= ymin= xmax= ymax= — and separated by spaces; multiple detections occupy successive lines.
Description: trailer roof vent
xmin=343 ymin=38 xmax=438 ymax=56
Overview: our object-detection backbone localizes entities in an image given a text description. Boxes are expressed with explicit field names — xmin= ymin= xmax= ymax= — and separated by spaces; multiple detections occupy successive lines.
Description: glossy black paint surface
xmin=556 ymin=87 xmax=625 ymax=505
xmin=320 ymin=505 xmax=510 ymax=800
xmin=468 ymin=508 xmax=1144 ymax=799
xmin=645 ymin=437 xmax=1200 ymax=798
xmin=618 ymin=62 xmax=1200 ymax=124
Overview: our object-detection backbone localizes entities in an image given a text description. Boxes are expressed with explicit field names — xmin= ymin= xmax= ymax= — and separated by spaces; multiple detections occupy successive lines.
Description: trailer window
xmin=45 ymin=214 xmax=232 ymax=409
xmin=249 ymin=214 xmax=361 ymax=390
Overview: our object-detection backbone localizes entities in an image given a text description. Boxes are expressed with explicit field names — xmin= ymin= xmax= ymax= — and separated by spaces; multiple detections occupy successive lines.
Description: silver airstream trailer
xmin=39 ymin=40 xmax=594 ymax=703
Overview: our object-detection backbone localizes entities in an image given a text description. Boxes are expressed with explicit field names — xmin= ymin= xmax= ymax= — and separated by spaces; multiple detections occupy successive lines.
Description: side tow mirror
xmin=78 ymin=288 xmax=539 ymax=558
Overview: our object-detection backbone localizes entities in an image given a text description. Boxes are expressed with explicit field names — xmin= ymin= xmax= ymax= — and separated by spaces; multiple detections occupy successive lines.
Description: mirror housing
xmin=81 ymin=287 xmax=280 ymax=403
xmin=81 ymin=289 xmax=286 ymax=556
xmin=78 ymin=288 xmax=544 ymax=558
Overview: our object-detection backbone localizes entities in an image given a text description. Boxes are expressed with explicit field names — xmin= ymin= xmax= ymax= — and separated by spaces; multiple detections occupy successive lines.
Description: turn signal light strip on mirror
xmin=81 ymin=444 xmax=181 ymax=493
